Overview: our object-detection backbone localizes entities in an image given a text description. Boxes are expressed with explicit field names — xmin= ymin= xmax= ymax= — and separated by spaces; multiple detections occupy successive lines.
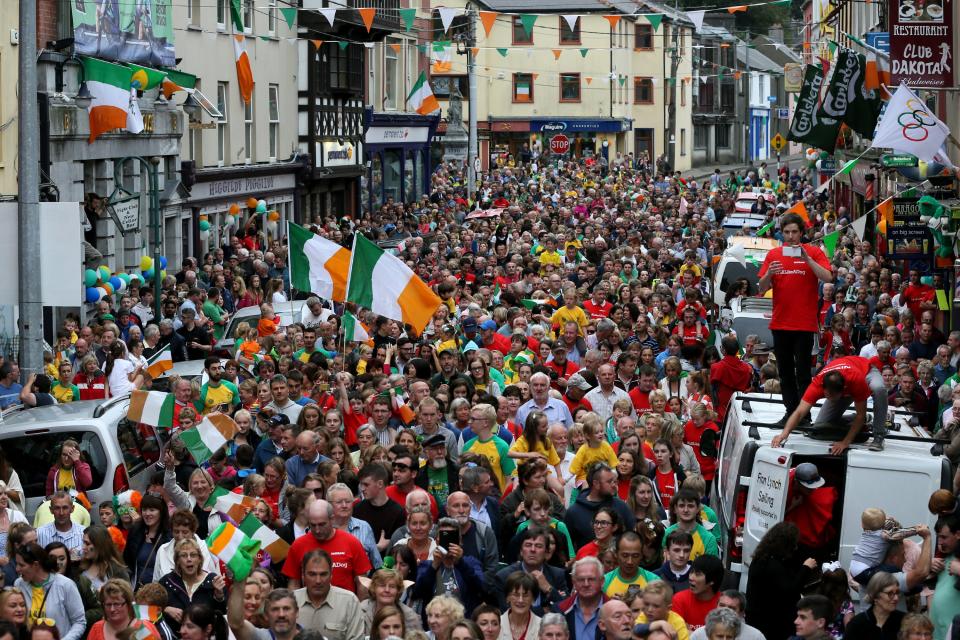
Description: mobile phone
xmin=438 ymin=528 xmax=461 ymax=552
xmin=783 ymin=245 xmax=802 ymax=258
xmin=317 ymin=382 xmax=330 ymax=392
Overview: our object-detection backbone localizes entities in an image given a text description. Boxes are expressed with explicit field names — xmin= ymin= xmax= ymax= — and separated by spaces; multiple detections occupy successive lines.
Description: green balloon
xmin=84 ymin=269 xmax=98 ymax=288
xmin=199 ymin=220 xmax=211 ymax=232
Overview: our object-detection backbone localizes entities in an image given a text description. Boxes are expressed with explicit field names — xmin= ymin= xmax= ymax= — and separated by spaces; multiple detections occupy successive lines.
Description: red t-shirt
xmin=759 ymin=244 xmax=831 ymax=332
xmin=629 ymin=387 xmax=652 ymax=416
xmin=655 ymin=468 xmax=679 ymax=508
xmin=282 ymin=529 xmax=372 ymax=592
xmin=802 ymin=356 xmax=872 ymax=404
xmin=683 ymin=420 xmax=720 ymax=481
xmin=671 ymin=590 xmax=721 ymax=629
xmin=484 ymin=332 xmax=513 ymax=355
xmin=583 ymin=299 xmax=613 ymax=319
xmin=563 ymin=395 xmax=593 ymax=416
xmin=710 ymin=356 xmax=753 ymax=421
xmin=673 ymin=322 xmax=708 ymax=346
xmin=868 ymin=355 xmax=895 ymax=371
xmin=902 ymin=283 xmax=935 ymax=321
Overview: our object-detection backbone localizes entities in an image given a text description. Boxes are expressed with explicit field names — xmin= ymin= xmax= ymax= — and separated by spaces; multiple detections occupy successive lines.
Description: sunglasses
xmin=392 ymin=463 xmax=412 ymax=471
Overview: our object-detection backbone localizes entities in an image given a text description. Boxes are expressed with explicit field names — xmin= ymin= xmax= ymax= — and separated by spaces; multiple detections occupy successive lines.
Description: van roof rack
xmin=92 ymin=394 xmax=131 ymax=419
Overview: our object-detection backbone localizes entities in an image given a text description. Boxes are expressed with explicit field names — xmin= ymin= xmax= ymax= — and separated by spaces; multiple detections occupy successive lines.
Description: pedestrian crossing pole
xmin=18 ymin=0 xmax=44 ymax=377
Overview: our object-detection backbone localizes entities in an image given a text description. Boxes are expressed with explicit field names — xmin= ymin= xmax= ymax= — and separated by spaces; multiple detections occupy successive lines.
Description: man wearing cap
xmin=462 ymin=317 xmax=481 ymax=346
xmin=772 ymin=355 xmax=887 ymax=454
xmin=254 ymin=413 xmax=292 ymax=473
xmin=710 ymin=337 xmax=753 ymax=423
xmin=480 ymin=319 xmax=512 ymax=355
xmin=562 ymin=374 xmax=594 ymax=416
xmin=546 ymin=343 xmax=580 ymax=390
xmin=416 ymin=432 xmax=460 ymax=510
xmin=430 ymin=347 xmax=463 ymax=391
xmin=782 ymin=463 xmax=838 ymax=558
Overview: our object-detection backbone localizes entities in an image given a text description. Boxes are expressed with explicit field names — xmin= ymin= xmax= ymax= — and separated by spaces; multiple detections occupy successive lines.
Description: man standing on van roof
xmin=771 ymin=355 xmax=887 ymax=454
xmin=758 ymin=212 xmax=833 ymax=428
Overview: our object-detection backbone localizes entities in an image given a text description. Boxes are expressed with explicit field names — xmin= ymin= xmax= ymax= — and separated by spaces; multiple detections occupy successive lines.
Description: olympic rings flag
xmin=871 ymin=83 xmax=950 ymax=163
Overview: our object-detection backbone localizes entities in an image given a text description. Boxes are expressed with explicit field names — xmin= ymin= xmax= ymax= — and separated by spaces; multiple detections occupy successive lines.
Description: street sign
xmin=106 ymin=193 xmax=141 ymax=235
xmin=771 ymin=134 xmax=786 ymax=153
xmin=550 ymin=134 xmax=570 ymax=155
xmin=881 ymin=154 xmax=919 ymax=168
xmin=766 ymin=95 xmax=777 ymax=103
xmin=777 ymin=108 xmax=790 ymax=120
xmin=473 ymin=156 xmax=482 ymax=173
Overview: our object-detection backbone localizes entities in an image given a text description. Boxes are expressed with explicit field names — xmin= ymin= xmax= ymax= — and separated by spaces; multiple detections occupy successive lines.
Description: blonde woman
xmin=426 ymin=595 xmax=465 ymax=640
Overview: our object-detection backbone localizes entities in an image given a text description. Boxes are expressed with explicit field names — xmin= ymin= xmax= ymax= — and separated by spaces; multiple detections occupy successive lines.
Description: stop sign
xmin=550 ymin=134 xmax=570 ymax=155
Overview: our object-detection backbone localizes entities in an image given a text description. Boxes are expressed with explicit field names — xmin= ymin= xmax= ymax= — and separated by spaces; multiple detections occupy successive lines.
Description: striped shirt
xmin=37 ymin=522 xmax=85 ymax=557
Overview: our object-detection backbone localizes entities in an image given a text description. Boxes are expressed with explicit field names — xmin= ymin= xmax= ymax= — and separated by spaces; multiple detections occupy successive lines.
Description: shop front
xmin=304 ymin=137 xmax=363 ymax=223
xmin=363 ymin=111 xmax=439 ymax=215
xmin=181 ymin=163 xmax=302 ymax=257
xmin=488 ymin=117 xmax=632 ymax=162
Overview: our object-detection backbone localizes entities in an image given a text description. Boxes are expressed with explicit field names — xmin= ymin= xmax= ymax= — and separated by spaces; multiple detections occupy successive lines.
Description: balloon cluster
xmin=83 ymin=258 xmax=164 ymax=304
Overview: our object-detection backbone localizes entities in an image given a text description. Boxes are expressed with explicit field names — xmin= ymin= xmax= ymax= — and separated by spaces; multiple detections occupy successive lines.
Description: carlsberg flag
xmin=871 ymin=84 xmax=950 ymax=163
xmin=346 ymin=234 xmax=442 ymax=334
xmin=818 ymin=48 xmax=880 ymax=139
xmin=787 ymin=64 xmax=840 ymax=152
xmin=289 ymin=222 xmax=351 ymax=302
xmin=407 ymin=71 xmax=441 ymax=116
xmin=179 ymin=413 xmax=239 ymax=465
xmin=206 ymin=522 xmax=260 ymax=581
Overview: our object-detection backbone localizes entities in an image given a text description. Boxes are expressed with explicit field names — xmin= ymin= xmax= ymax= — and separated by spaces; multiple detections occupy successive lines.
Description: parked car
xmin=215 ymin=300 xmax=306 ymax=355
xmin=711 ymin=236 xmax=780 ymax=307
xmin=150 ymin=358 xmax=257 ymax=392
xmin=0 ymin=397 xmax=167 ymax=521
xmin=719 ymin=296 xmax=774 ymax=348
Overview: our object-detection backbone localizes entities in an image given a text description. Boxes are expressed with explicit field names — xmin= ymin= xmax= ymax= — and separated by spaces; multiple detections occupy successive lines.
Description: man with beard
xmin=229 ymin=585 xmax=302 ymax=640
xmin=444 ymin=490 xmax=499 ymax=574
xmin=415 ymin=433 xmax=460 ymax=510
xmin=197 ymin=356 xmax=240 ymax=414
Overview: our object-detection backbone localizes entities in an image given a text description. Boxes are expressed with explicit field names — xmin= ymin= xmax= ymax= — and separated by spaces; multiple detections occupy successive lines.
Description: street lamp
xmin=182 ymin=93 xmax=202 ymax=121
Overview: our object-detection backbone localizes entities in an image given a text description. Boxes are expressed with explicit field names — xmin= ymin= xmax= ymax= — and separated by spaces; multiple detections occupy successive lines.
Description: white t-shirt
xmin=107 ymin=358 xmax=137 ymax=396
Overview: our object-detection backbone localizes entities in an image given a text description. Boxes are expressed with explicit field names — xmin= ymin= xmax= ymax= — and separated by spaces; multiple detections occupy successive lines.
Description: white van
xmin=712 ymin=393 xmax=950 ymax=592
xmin=0 ymin=396 xmax=166 ymax=521
xmin=711 ymin=236 xmax=779 ymax=307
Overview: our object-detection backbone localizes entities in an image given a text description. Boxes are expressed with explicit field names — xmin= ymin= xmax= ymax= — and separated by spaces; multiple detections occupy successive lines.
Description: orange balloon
xmin=229 ymin=203 xmax=240 ymax=215
xmin=199 ymin=214 xmax=208 ymax=221
xmin=102 ymin=282 xmax=114 ymax=295
xmin=268 ymin=211 xmax=280 ymax=221
xmin=246 ymin=197 xmax=259 ymax=209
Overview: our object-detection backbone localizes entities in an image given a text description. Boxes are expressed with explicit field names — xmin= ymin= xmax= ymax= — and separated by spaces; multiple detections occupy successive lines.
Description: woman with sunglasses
xmin=159 ymin=539 xmax=227 ymax=636
xmin=87 ymin=579 xmax=159 ymax=640
xmin=13 ymin=543 xmax=85 ymax=640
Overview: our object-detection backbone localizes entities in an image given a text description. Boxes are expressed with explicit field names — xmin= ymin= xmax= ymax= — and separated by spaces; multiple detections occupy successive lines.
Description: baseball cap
xmin=480 ymin=319 xmax=498 ymax=331
xmin=268 ymin=414 xmax=291 ymax=428
xmin=795 ymin=462 xmax=825 ymax=489
xmin=462 ymin=317 xmax=478 ymax=333
xmin=566 ymin=373 xmax=592 ymax=391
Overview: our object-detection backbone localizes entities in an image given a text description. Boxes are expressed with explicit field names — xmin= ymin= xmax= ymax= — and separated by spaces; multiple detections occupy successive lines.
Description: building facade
xmin=0 ymin=2 xmax=17 ymax=198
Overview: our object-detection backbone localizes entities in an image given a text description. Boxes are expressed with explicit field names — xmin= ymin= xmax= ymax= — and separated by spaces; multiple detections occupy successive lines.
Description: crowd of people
xmin=0 ymin=153 xmax=958 ymax=640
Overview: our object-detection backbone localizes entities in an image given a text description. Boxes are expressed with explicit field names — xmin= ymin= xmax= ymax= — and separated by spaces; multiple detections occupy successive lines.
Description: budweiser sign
xmin=889 ymin=0 xmax=953 ymax=86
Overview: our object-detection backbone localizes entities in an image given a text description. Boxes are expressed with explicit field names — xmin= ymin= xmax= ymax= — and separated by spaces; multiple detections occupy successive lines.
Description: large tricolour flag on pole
xmin=346 ymin=234 xmax=442 ymax=334
xmin=179 ymin=413 xmax=238 ymax=465
xmin=234 ymin=35 xmax=254 ymax=105
xmin=406 ymin=72 xmax=440 ymax=115
xmin=289 ymin=222 xmax=351 ymax=302
xmin=82 ymin=56 xmax=133 ymax=143
xmin=871 ymin=84 xmax=950 ymax=163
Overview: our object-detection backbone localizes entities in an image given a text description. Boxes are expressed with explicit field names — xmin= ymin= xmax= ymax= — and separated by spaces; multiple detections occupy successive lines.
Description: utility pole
xmin=19 ymin=0 xmax=44 ymax=377
xmin=466 ymin=6 xmax=478 ymax=202
xmin=665 ymin=24 xmax=681 ymax=171
xmin=743 ymin=28 xmax=751 ymax=165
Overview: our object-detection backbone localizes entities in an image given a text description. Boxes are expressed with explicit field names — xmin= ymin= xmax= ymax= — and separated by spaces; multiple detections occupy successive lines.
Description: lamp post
xmin=114 ymin=156 xmax=163 ymax=320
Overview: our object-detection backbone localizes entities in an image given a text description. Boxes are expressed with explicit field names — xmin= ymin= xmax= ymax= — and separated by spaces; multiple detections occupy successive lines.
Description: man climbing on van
xmin=770 ymin=355 xmax=887 ymax=454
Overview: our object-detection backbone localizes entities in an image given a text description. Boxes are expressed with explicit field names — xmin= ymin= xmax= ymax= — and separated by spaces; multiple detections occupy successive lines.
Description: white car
xmin=711 ymin=236 xmax=780 ymax=307
xmin=214 ymin=300 xmax=307 ymax=354
xmin=719 ymin=296 xmax=774 ymax=348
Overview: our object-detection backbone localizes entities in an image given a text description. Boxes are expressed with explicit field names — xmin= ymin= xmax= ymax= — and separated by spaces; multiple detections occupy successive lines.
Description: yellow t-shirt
xmin=509 ymin=435 xmax=561 ymax=470
xmin=56 ymin=468 xmax=76 ymax=492
xmin=635 ymin=612 xmax=690 ymax=640
xmin=569 ymin=441 xmax=619 ymax=482
xmin=550 ymin=305 xmax=589 ymax=337
xmin=30 ymin=583 xmax=47 ymax=622
xmin=539 ymin=251 xmax=562 ymax=273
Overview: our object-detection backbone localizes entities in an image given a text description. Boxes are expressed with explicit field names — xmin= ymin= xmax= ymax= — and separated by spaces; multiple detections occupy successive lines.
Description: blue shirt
xmin=574 ymin=598 xmax=601 ymax=640
xmin=515 ymin=397 xmax=574 ymax=428
xmin=347 ymin=517 xmax=383 ymax=569
xmin=0 ymin=383 xmax=21 ymax=409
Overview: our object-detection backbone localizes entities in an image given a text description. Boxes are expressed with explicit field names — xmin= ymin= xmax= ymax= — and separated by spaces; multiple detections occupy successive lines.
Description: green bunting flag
xmin=838 ymin=159 xmax=857 ymax=176
xmin=823 ymin=230 xmax=839 ymax=258
xmin=497 ymin=48 xmax=509 ymax=57
xmin=417 ymin=43 xmax=427 ymax=54
xmin=645 ymin=14 xmax=663 ymax=31
xmin=280 ymin=7 xmax=297 ymax=29
xmin=338 ymin=41 xmax=350 ymax=50
xmin=520 ymin=14 xmax=537 ymax=37
xmin=580 ymin=48 xmax=589 ymax=57
xmin=399 ymin=8 xmax=416 ymax=32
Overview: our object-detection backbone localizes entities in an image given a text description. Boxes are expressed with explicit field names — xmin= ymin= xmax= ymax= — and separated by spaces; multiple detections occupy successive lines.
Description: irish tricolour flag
xmin=406 ymin=71 xmax=440 ymax=116
xmin=346 ymin=234 xmax=442 ymax=334
xmin=206 ymin=522 xmax=260 ymax=581
xmin=146 ymin=345 xmax=173 ymax=378
xmin=239 ymin=513 xmax=290 ymax=562
xmin=206 ymin=486 xmax=259 ymax=522
xmin=82 ymin=56 xmax=134 ymax=143
xmin=342 ymin=310 xmax=370 ymax=343
xmin=127 ymin=390 xmax=174 ymax=427
xmin=289 ymin=222 xmax=351 ymax=302
xmin=179 ymin=413 xmax=238 ymax=465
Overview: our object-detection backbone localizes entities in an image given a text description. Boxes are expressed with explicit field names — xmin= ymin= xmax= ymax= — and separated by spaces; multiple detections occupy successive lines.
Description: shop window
xmin=560 ymin=73 xmax=580 ymax=102
xmin=371 ymin=153 xmax=383 ymax=210
xmin=415 ymin=150 xmax=425 ymax=199
xmin=694 ymin=125 xmax=708 ymax=149
xmin=717 ymin=124 xmax=731 ymax=148
xmin=384 ymin=149 xmax=402 ymax=204
xmin=217 ymin=82 xmax=229 ymax=167
xmin=634 ymin=77 xmax=653 ymax=104
xmin=431 ymin=76 xmax=469 ymax=100
xmin=512 ymin=16 xmax=533 ymax=45
xmin=559 ymin=17 xmax=580 ymax=44
xmin=513 ymin=73 xmax=533 ymax=103
xmin=635 ymin=24 xmax=653 ymax=49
